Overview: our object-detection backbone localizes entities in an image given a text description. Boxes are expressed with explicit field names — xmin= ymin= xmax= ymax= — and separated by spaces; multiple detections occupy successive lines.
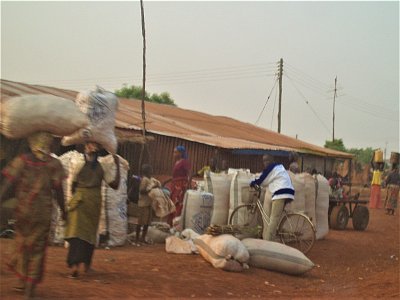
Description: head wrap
xmin=175 ymin=145 xmax=188 ymax=159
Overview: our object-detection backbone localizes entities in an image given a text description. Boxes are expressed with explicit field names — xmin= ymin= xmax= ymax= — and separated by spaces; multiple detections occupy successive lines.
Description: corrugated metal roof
xmin=0 ymin=79 xmax=353 ymax=158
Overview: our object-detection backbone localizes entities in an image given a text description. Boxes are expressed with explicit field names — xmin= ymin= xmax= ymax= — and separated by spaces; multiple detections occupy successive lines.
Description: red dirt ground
xmin=1 ymin=199 xmax=399 ymax=299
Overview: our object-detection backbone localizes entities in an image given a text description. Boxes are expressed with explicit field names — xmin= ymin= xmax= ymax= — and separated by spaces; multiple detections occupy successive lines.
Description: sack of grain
xmin=194 ymin=234 xmax=250 ymax=272
xmin=181 ymin=190 xmax=214 ymax=234
xmin=98 ymin=155 xmax=129 ymax=247
xmin=146 ymin=223 xmax=172 ymax=244
xmin=0 ymin=95 xmax=89 ymax=139
xmin=304 ymin=173 xmax=317 ymax=227
xmin=314 ymin=174 xmax=329 ymax=240
xmin=165 ymin=236 xmax=198 ymax=254
xmin=242 ymin=238 xmax=314 ymax=275
xmin=286 ymin=172 xmax=306 ymax=213
xmin=229 ymin=170 xmax=256 ymax=225
xmin=62 ymin=87 xmax=119 ymax=154
xmin=204 ymin=172 xmax=232 ymax=225
xmin=149 ymin=188 xmax=176 ymax=218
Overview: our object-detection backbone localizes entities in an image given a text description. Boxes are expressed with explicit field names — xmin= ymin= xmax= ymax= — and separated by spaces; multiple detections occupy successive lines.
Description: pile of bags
xmin=165 ymin=231 xmax=315 ymax=275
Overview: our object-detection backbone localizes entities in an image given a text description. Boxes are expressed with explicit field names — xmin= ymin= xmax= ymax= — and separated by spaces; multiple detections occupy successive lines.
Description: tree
xmin=324 ymin=139 xmax=346 ymax=152
xmin=324 ymin=139 xmax=376 ymax=172
xmin=115 ymin=84 xmax=176 ymax=106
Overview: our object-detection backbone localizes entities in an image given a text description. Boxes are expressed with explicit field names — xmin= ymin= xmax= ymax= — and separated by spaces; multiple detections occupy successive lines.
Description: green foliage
xmin=324 ymin=139 xmax=376 ymax=171
xmin=115 ymin=84 xmax=176 ymax=106
xmin=324 ymin=139 xmax=346 ymax=152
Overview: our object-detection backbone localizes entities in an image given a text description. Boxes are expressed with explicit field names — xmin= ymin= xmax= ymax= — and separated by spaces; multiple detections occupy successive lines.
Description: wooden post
xmin=278 ymin=58 xmax=283 ymax=133
xmin=332 ymin=76 xmax=337 ymax=141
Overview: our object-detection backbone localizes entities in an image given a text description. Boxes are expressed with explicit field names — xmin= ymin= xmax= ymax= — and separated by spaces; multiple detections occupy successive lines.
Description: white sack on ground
xmin=165 ymin=236 xmax=198 ymax=254
xmin=194 ymin=234 xmax=250 ymax=272
xmin=181 ymin=190 xmax=214 ymax=234
xmin=314 ymin=174 xmax=330 ymax=239
xmin=146 ymin=224 xmax=172 ymax=244
xmin=204 ymin=172 xmax=232 ymax=225
xmin=242 ymin=238 xmax=314 ymax=275
xmin=62 ymin=87 xmax=119 ymax=154
xmin=0 ymin=95 xmax=89 ymax=139
xmin=98 ymin=155 xmax=129 ymax=247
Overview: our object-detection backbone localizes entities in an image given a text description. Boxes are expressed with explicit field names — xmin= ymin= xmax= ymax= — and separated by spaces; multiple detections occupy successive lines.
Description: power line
xmin=255 ymin=75 xmax=278 ymax=125
xmin=284 ymin=73 xmax=331 ymax=134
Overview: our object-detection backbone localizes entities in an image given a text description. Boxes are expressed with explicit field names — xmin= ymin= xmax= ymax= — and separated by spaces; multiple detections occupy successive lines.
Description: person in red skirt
xmin=369 ymin=156 xmax=384 ymax=209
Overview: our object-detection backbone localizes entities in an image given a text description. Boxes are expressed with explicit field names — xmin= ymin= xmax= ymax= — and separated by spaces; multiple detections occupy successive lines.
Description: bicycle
xmin=229 ymin=185 xmax=316 ymax=254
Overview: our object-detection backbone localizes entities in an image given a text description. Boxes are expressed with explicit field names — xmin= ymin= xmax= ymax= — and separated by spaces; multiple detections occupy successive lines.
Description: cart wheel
xmin=352 ymin=206 xmax=369 ymax=231
xmin=329 ymin=205 xmax=349 ymax=230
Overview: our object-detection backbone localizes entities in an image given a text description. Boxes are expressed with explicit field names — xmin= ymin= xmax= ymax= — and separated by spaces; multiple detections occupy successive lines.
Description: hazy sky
xmin=1 ymin=1 xmax=399 ymax=154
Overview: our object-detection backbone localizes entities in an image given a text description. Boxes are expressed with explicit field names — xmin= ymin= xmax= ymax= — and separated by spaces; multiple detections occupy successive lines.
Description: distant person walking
xmin=384 ymin=163 xmax=400 ymax=215
xmin=369 ymin=156 xmax=384 ymax=209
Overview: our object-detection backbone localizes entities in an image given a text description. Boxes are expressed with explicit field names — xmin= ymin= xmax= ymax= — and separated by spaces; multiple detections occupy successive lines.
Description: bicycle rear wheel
xmin=229 ymin=205 xmax=263 ymax=239
xmin=277 ymin=213 xmax=316 ymax=254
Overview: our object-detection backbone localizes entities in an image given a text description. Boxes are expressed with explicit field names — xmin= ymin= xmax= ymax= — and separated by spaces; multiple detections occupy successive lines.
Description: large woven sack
xmin=304 ymin=173 xmax=317 ymax=227
xmin=147 ymin=226 xmax=172 ymax=244
xmin=98 ymin=155 xmax=129 ymax=247
xmin=242 ymin=238 xmax=314 ymax=275
xmin=204 ymin=172 xmax=232 ymax=225
xmin=181 ymin=190 xmax=214 ymax=234
xmin=62 ymin=87 xmax=119 ymax=154
xmin=194 ymin=234 xmax=249 ymax=272
xmin=165 ymin=236 xmax=197 ymax=254
xmin=0 ymin=95 xmax=88 ymax=139
xmin=229 ymin=170 xmax=256 ymax=225
xmin=314 ymin=174 xmax=329 ymax=239
xmin=286 ymin=172 xmax=306 ymax=213
xmin=149 ymin=188 xmax=176 ymax=218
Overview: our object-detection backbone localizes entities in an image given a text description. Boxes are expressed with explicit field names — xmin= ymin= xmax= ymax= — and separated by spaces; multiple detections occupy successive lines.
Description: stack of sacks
xmin=204 ymin=172 xmax=232 ymax=225
xmin=242 ymin=238 xmax=315 ymax=275
xmin=194 ymin=234 xmax=250 ymax=272
xmin=0 ymin=94 xmax=88 ymax=139
xmin=62 ymin=87 xmax=119 ymax=154
xmin=180 ymin=190 xmax=214 ymax=234
xmin=98 ymin=155 xmax=130 ymax=247
xmin=286 ymin=171 xmax=306 ymax=213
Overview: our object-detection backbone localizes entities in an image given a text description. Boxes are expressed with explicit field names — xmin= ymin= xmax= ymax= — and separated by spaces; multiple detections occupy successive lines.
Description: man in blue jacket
xmin=250 ymin=154 xmax=295 ymax=241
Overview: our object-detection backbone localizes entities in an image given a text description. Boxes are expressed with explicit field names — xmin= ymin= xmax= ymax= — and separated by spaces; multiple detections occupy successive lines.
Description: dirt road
xmin=1 ymin=207 xmax=399 ymax=299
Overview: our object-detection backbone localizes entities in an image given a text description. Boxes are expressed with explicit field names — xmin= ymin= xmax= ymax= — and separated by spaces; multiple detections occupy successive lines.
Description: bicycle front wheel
xmin=277 ymin=213 xmax=316 ymax=254
xmin=229 ymin=205 xmax=263 ymax=239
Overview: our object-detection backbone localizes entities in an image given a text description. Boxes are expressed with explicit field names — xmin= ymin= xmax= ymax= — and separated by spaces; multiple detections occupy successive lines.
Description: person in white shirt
xmin=250 ymin=154 xmax=295 ymax=241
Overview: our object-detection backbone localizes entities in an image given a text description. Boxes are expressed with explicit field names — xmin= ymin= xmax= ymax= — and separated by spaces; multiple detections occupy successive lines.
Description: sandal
xmin=68 ymin=270 xmax=79 ymax=279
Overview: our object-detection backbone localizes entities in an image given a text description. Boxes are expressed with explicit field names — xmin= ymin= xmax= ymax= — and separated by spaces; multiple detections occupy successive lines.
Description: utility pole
xmin=277 ymin=58 xmax=283 ymax=133
xmin=332 ymin=76 xmax=337 ymax=141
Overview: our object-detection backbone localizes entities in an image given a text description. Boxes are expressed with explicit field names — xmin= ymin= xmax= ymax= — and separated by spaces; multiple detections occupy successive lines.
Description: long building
xmin=0 ymin=79 xmax=352 ymax=177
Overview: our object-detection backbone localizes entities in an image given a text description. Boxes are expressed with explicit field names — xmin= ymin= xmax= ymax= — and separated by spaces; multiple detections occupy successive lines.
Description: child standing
xmin=136 ymin=164 xmax=160 ymax=244
xmin=250 ymin=154 xmax=295 ymax=241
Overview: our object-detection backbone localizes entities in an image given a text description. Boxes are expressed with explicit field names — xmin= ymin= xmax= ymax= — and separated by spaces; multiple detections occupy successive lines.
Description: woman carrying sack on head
xmin=64 ymin=142 xmax=120 ymax=279
xmin=0 ymin=132 xmax=67 ymax=298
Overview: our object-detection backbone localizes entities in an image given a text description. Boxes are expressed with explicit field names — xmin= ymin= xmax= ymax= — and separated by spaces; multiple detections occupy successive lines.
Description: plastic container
xmin=374 ymin=150 xmax=383 ymax=163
